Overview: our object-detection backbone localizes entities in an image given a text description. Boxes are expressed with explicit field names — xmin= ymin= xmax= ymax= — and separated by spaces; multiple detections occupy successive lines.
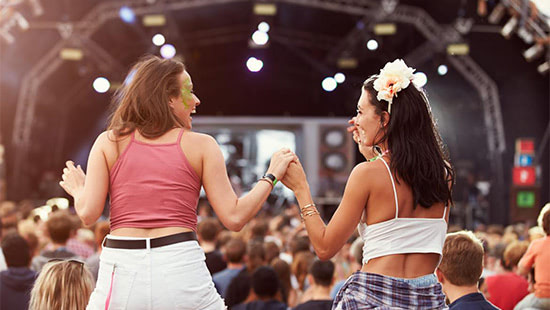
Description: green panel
xmin=517 ymin=191 xmax=535 ymax=208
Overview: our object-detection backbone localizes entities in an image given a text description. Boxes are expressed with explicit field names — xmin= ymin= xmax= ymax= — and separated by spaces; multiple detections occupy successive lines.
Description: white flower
xmin=373 ymin=59 xmax=416 ymax=105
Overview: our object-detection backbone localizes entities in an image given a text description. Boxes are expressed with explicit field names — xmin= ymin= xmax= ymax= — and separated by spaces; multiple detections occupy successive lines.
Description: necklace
xmin=367 ymin=149 xmax=389 ymax=162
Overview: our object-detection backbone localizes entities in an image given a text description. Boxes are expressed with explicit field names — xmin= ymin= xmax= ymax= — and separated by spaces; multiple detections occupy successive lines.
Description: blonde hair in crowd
xmin=29 ymin=261 xmax=95 ymax=310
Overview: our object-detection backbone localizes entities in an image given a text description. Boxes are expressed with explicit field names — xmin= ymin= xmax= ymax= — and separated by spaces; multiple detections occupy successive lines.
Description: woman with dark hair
xmin=59 ymin=55 xmax=295 ymax=309
xmin=282 ymin=59 xmax=454 ymax=309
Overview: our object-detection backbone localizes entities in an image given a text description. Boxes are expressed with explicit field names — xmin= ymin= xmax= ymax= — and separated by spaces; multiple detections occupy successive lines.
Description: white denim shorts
xmin=86 ymin=234 xmax=226 ymax=310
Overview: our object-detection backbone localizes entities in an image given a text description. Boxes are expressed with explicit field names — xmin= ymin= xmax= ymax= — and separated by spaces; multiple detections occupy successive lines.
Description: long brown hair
xmin=108 ymin=55 xmax=185 ymax=138
xmin=363 ymin=76 xmax=454 ymax=209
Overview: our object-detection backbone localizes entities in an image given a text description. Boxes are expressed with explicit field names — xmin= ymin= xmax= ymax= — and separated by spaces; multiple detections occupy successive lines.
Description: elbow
xmin=225 ymin=216 xmax=245 ymax=232
xmin=315 ymin=247 xmax=334 ymax=261
xmin=80 ymin=213 xmax=97 ymax=227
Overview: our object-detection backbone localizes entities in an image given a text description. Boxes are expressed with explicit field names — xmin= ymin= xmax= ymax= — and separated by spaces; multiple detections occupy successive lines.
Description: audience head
xmin=292 ymin=251 xmax=315 ymax=290
xmin=250 ymin=219 xmax=269 ymax=242
xmin=438 ymin=231 xmax=484 ymax=286
xmin=264 ymin=241 xmax=280 ymax=264
xmin=29 ymin=260 xmax=94 ymax=310
xmin=502 ymin=240 xmax=529 ymax=271
xmin=46 ymin=211 xmax=73 ymax=245
xmin=197 ymin=218 xmax=220 ymax=243
xmin=225 ymin=237 xmax=246 ymax=264
xmin=246 ymin=240 xmax=266 ymax=272
xmin=1 ymin=232 xmax=31 ymax=268
xmin=308 ymin=259 xmax=335 ymax=287
xmin=289 ymin=235 xmax=310 ymax=257
xmin=538 ymin=202 xmax=550 ymax=236
xmin=251 ymin=266 xmax=280 ymax=299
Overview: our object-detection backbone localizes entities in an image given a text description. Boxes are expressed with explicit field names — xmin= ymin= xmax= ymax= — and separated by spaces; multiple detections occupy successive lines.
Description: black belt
xmin=103 ymin=231 xmax=196 ymax=249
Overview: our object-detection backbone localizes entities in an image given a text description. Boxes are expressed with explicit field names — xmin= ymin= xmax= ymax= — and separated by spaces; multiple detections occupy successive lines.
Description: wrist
xmin=294 ymin=184 xmax=311 ymax=200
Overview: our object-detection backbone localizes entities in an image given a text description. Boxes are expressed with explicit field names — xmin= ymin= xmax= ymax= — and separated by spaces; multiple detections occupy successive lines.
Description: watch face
xmin=324 ymin=128 xmax=345 ymax=148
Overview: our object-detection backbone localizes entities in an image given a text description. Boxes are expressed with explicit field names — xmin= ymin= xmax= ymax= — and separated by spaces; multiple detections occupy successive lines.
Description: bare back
xmin=360 ymin=158 xmax=449 ymax=278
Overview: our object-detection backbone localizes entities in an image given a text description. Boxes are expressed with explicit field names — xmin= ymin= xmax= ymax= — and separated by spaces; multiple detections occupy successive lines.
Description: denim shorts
xmin=387 ymin=273 xmax=439 ymax=288
xmin=86 ymin=234 xmax=226 ymax=310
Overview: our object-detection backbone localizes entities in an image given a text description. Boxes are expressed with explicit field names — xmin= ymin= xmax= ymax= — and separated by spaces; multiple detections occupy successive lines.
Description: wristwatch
xmin=262 ymin=173 xmax=278 ymax=186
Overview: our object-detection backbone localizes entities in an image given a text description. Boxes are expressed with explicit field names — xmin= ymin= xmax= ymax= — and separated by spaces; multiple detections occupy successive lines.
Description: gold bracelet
xmin=258 ymin=178 xmax=274 ymax=189
xmin=300 ymin=203 xmax=316 ymax=211
xmin=301 ymin=210 xmax=320 ymax=221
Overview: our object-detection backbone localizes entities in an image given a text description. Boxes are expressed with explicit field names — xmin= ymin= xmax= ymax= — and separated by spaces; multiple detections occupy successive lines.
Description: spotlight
xmin=152 ymin=34 xmax=165 ymax=46
xmin=160 ymin=44 xmax=176 ymax=59
xmin=322 ymin=77 xmax=337 ymax=92
xmin=523 ymin=44 xmax=545 ymax=62
xmin=119 ymin=6 xmax=136 ymax=23
xmin=246 ymin=57 xmax=263 ymax=72
xmin=258 ymin=22 xmax=270 ymax=33
xmin=413 ymin=72 xmax=427 ymax=87
xmin=334 ymin=73 xmax=346 ymax=83
xmin=93 ymin=77 xmax=110 ymax=93
xmin=252 ymin=30 xmax=269 ymax=45
xmin=537 ymin=61 xmax=549 ymax=75
xmin=501 ymin=17 xmax=518 ymax=39
xmin=437 ymin=64 xmax=448 ymax=76
xmin=367 ymin=39 xmax=379 ymax=51
xmin=488 ymin=3 xmax=506 ymax=24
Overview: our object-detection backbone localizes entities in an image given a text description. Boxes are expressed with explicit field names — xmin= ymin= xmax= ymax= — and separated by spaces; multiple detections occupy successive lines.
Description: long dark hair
xmin=108 ymin=55 xmax=185 ymax=139
xmin=363 ymin=76 xmax=454 ymax=208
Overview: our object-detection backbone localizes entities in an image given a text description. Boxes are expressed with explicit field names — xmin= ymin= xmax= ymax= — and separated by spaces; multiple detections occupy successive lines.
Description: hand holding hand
xmin=280 ymin=158 xmax=308 ymax=193
xmin=266 ymin=148 xmax=297 ymax=181
xmin=59 ymin=160 xmax=86 ymax=199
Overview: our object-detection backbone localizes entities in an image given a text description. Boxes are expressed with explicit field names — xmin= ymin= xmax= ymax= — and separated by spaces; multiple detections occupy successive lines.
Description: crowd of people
xmin=0 ymin=199 xmax=549 ymax=309
xmin=0 ymin=56 xmax=548 ymax=310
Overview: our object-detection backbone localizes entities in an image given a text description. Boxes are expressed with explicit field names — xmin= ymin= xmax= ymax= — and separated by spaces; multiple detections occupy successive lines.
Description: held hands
xmin=279 ymin=159 xmax=308 ymax=193
xmin=59 ymin=160 xmax=86 ymax=199
xmin=267 ymin=148 xmax=298 ymax=181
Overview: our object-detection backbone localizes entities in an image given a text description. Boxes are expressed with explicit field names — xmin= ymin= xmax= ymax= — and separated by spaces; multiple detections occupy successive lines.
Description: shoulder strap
xmin=379 ymin=158 xmax=399 ymax=219
xmin=442 ymin=205 xmax=448 ymax=219
xmin=177 ymin=128 xmax=185 ymax=144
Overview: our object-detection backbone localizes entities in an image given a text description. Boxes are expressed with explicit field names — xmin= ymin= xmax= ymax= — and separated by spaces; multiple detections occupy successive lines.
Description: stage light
xmin=93 ymin=77 xmax=110 ymax=93
xmin=119 ymin=6 xmax=136 ymax=23
xmin=447 ymin=43 xmax=469 ymax=55
xmin=160 ymin=44 xmax=176 ymax=59
xmin=367 ymin=39 xmax=379 ymax=51
xmin=437 ymin=64 xmax=448 ymax=76
xmin=152 ymin=34 xmax=165 ymax=46
xmin=334 ymin=73 xmax=346 ymax=83
xmin=246 ymin=57 xmax=263 ymax=72
xmin=254 ymin=3 xmax=277 ymax=16
xmin=537 ymin=61 xmax=549 ymax=75
xmin=523 ymin=44 xmax=545 ymax=62
xmin=59 ymin=48 xmax=83 ymax=61
xmin=252 ymin=30 xmax=269 ymax=45
xmin=501 ymin=17 xmax=518 ymax=39
xmin=322 ymin=77 xmax=337 ymax=92
xmin=258 ymin=22 xmax=270 ymax=33
xmin=488 ymin=3 xmax=506 ymax=24
xmin=143 ymin=14 xmax=166 ymax=27
xmin=374 ymin=23 xmax=396 ymax=35
xmin=413 ymin=72 xmax=427 ymax=87
xmin=337 ymin=57 xmax=358 ymax=69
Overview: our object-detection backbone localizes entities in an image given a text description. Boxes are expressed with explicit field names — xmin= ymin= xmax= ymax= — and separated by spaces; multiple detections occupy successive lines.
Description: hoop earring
xmin=373 ymin=145 xmax=383 ymax=156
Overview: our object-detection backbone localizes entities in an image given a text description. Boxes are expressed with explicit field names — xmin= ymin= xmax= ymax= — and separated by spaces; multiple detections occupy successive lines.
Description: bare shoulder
xmin=184 ymin=131 xmax=218 ymax=148
xmin=351 ymin=160 xmax=386 ymax=177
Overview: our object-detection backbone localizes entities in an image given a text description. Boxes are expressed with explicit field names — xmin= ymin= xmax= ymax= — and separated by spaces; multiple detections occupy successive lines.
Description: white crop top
xmin=358 ymin=158 xmax=448 ymax=265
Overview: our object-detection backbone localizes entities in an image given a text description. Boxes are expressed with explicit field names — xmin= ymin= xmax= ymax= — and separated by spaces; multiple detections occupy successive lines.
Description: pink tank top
xmin=109 ymin=129 xmax=201 ymax=231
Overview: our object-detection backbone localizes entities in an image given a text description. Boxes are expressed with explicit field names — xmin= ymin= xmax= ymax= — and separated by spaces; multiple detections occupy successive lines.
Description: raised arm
xmin=281 ymin=159 xmax=370 ymax=260
xmin=60 ymin=132 xmax=110 ymax=226
xmin=201 ymin=135 xmax=296 ymax=232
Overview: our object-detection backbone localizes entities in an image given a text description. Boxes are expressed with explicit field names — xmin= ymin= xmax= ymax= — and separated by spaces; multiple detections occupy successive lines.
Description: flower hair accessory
xmin=372 ymin=59 xmax=416 ymax=114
